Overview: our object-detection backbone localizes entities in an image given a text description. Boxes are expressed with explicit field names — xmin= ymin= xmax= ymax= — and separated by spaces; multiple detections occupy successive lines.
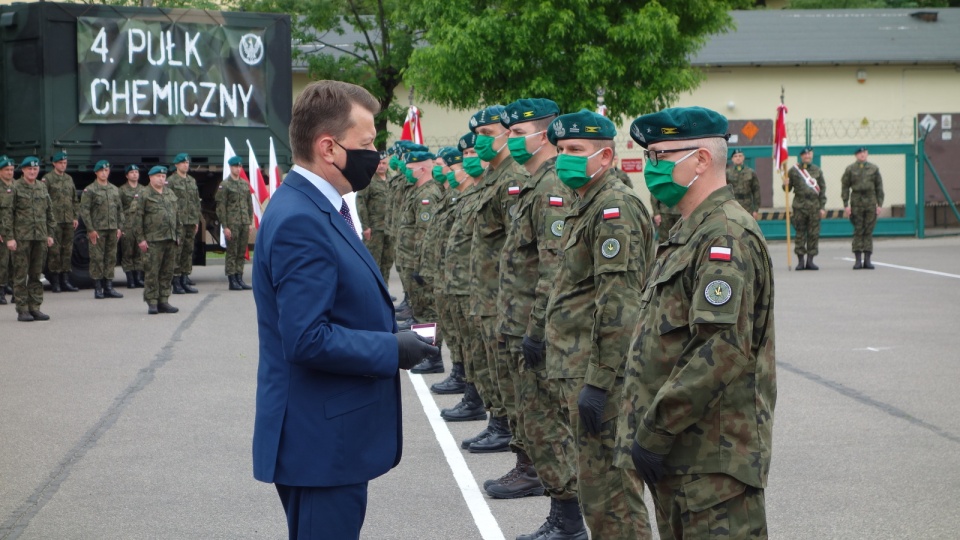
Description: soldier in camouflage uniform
xmin=216 ymin=156 xmax=254 ymax=291
xmin=391 ymin=142 xmax=428 ymax=322
xmin=356 ymin=155 xmax=392 ymax=280
xmin=650 ymin=194 xmax=682 ymax=243
xmin=43 ymin=151 xmax=79 ymax=293
xmin=168 ymin=153 xmax=200 ymax=294
xmin=0 ymin=157 xmax=16 ymax=305
xmin=841 ymin=147 xmax=884 ymax=270
xmin=134 ymin=166 xmax=181 ymax=315
xmin=80 ymin=160 xmax=124 ymax=299
xmin=120 ymin=164 xmax=145 ymax=288
xmin=725 ymin=149 xmax=761 ymax=219
xmin=2 ymin=157 xmax=55 ymax=321
xmin=785 ymin=147 xmax=827 ymax=270
xmin=619 ymin=107 xmax=776 ymax=540
xmin=541 ymin=110 xmax=653 ymax=539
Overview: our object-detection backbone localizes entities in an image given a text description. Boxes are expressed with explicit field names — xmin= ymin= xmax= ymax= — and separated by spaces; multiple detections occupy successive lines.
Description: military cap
xmin=52 ymin=151 xmax=68 ymax=162
xmin=125 ymin=164 xmax=140 ymax=173
xmin=0 ymin=157 xmax=14 ymax=168
xmin=547 ymin=109 xmax=617 ymax=145
xmin=468 ymin=105 xmax=506 ymax=133
xmin=855 ymin=146 xmax=868 ymax=153
xmin=20 ymin=156 xmax=40 ymax=168
xmin=228 ymin=156 xmax=243 ymax=166
xmin=629 ymin=106 xmax=729 ymax=149
xmin=501 ymin=98 xmax=561 ymax=127
xmin=458 ymin=133 xmax=477 ymax=152
xmin=405 ymin=151 xmax=436 ymax=164
xmin=438 ymin=146 xmax=463 ymax=166
xmin=148 ymin=165 xmax=168 ymax=176
xmin=799 ymin=147 xmax=814 ymax=156
xmin=730 ymin=148 xmax=744 ymax=157
xmin=173 ymin=153 xmax=190 ymax=164
xmin=93 ymin=160 xmax=111 ymax=172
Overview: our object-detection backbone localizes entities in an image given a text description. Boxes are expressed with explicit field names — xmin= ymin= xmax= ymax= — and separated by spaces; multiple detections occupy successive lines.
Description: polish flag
xmin=773 ymin=104 xmax=789 ymax=173
xmin=400 ymin=106 xmax=424 ymax=144
xmin=549 ymin=196 xmax=563 ymax=207
xmin=508 ymin=186 xmax=521 ymax=195
xmin=602 ymin=207 xmax=620 ymax=220
xmin=268 ymin=136 xmax=282 ymax=197
xmin=246 ymin=140 xmax=270 ymax=227
xmin=709 ymin=246 xmax=732 ymax=262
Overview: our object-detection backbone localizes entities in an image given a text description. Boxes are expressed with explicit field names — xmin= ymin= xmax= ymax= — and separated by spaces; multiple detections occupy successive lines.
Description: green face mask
xmin=462 ymin=156 xmax=485 ymax=178
xmin=643 ymin=149 xmax=699 ymax=208
xmin=474 ymin=133 xmax=506 ymax=161
xmin=388 ymin=157 xmax=398 ymax=171
xmin=432 ymin=165 xmax=447 ymax=183
xmin=446 ymin=171 xmax=460 ymax=189
xmin=403 ymin=166 xmax=417 ymax=183
xmin=507 ymin=131 xmax=545 ymax=165
xmin=556 ymin=149 xmax=604 ymax=190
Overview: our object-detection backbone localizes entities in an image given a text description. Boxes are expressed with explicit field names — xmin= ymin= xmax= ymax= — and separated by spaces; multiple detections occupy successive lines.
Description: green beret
xmin=502 ymin=98 xmax=560 ymax=128
xmin=173 ymin=153 xmax=190 ymax=164
xmin=855 ymin=147 xmax=868 ymax=154
xmin=730 ymin=148 xmax=743 ymax=157
xmin=125 ymin=164 xmax=140 ymax=173
xmin=546 ymin=109 xmax=616 ymax=145
xmin=148 ymin=166 xmax=168 ymax=176
xmin=93 ymin=160 xmax=111 ymax=172
xmin=458 ymin=133 xmax=477 ymax=151
xmin=20 ymin=156 xmax=40 ymax=168
xmin=52 ymin=151 xmax=68 ymax=162
xmin=228 ymin=156 xmax=243 ymax=166
xmin=438 ymin=146 xmax=463 ymax=166
xmin=799 ymin=147 xmax=814 ymax=156
xmin=629 ymin=106 xmax=729 ymax=149
xmin=405 ymin=151 xmax=436 ymax=164
xmin=0 ymin=157 xmax=14 ymax=169
xmin=468 ymin=105 xmax=506 ymax=133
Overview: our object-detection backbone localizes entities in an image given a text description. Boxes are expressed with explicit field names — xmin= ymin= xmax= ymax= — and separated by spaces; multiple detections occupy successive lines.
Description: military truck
xmin=0 ymin=2 xmax=292 ymax=285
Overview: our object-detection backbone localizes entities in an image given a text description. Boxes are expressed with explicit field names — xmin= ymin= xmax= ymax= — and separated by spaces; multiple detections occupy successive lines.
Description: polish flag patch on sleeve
xmin=549 ymin=196 xmax=563 ymax=207
xmin=602 ymin=207 xmax=620 ymax=220
xmin=709 ymin=246 xmax=732 ymax=261
xmin=421 ymin=199 xmax=430 ymax=205
xmin=508 ymin=186 xmax=521 ymax=195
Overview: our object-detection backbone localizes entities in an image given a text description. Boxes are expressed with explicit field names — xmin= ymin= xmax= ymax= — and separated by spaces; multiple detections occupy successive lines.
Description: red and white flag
xmin=268 ymin=136 xmax=282 ymax=197
xmin=773 ymin=104 xmax=789 ymax=172
xmin=400 ymin=106 xmax=423 ymax=144
xmin=709 ymin=246 xmax=732 ymax=262
xmin=603 ymin=207 xmax=620 ymax=220
xmin=246 ymin=140 xmax=270 ymax=227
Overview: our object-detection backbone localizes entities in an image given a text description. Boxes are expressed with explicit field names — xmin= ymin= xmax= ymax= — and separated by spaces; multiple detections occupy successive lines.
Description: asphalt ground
xmin=1 ymin=234 xmax=959 ymax=539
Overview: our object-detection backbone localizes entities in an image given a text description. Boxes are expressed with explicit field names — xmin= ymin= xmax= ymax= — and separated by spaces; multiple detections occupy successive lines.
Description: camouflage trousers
xmin=436 ymin=291 xmax=460 ymax=367
xmin=0 ymin=242 xmax=12 ymax=287
xmin=656 ymin=214 xmax=681 ymax=243
xmin=650 ymin=473 xmax=767 ymax=540
xmin=12 ymin=240 xmax=47 ymax=312
xmin=849 ymin=205 xmax=878 ymax=253
xmin=397 ymin=264 xmax=414 ymax=308
xmin=452 ymin=295 xmax=484 ymax=384
xmin=497 ymin=335 xmax=525 ymax=452
xmin=144 ymin=240 xmax=177 ymax=304
xmin=47 ymin=223 xmax=74 ymax=273
xmin=558 ymin=377 xmax=651 ymax=539
xmin=224 ymin=224 xmax=250 ymax=275
xmin=364 ymin=230 xmax=394 ymax=283
xmin=88 ymin=229 xmax=119 ymax=280
xmin=174 ymin=224 xmax=197 ymax=277
xmin=479 ymin=315 xmax=506 ymax=415
xmin=791 ymin=207 xmax=821 ymax=256
xmin=120 ymin=232 xmax=143 ymax=272
xmin=517 ymin=358 xmax=578 ymax=502
xmin=410 ymin=275 xmax=442 ymax=347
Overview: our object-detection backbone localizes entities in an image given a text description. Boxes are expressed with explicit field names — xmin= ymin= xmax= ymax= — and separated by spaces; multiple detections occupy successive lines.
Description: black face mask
xmin=334 ymin=141 xmax=380 ymax=192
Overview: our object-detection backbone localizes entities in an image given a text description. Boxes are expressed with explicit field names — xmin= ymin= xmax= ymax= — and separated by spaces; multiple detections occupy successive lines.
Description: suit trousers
xmin=276 ymin=482 xmax=368 ymax=540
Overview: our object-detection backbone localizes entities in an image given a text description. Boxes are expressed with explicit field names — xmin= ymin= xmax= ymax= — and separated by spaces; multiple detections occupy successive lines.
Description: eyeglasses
xmin=643 ymin=147 xmax=701 ymax=166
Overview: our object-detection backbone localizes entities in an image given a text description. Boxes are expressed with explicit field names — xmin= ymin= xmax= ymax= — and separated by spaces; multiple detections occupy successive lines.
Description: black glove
xmin=411 ymin=271 xmax=425 ymax=286
xmin=631 ymin=441 xmax=666 ymax=487
xmin=396 ymin=331 xmax=438 ymax=370
xmin=577 ymin=384 xmax=607 ymax=435
xmin=521 ymin=335 xmax=545 ymax=370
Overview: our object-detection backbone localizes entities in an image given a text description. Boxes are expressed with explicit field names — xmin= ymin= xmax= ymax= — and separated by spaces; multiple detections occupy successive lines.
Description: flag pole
xmin=779 ymin=88 xmax=792 ymax=271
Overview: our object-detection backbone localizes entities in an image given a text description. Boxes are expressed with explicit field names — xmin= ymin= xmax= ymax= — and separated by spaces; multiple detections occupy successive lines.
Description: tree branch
xmin=346 ymin=0 xmax=381 ymax=68
xmin=377 ymin=0 xmax=389 ymax=62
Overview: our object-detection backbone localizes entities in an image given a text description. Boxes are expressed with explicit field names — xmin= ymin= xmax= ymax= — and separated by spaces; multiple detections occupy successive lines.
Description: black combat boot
xmin=517 ymin=498 xmax=562 ymax=540
xmin=235 ymin=273 xmax=252 ymax=290
xmin=104 ymin=278 xmax=123 ymax=298
xmin=469 ymin=415 xmax=511 ymax=453
xmin=157 ymin=302 xmax=179 ymax=313
xmin=94 ymin=280 xmax=105 ymax=299
xmin=805 ymin=256 xmax=819 ymax=270
xmin=863 ymin=251 xmax=875 ymax=269
xmin=148 ymin=304 xmax=159 ymax=315
xmin=540 ymin=499 xmax=587 ymax=540
xmin=485 ymin=451 xmax=544 ymax=499
xmin=441 ymin=383 xmax=487 ymax=422
xmin=180 ymin=275 xmax=198 ymax=294
xmin=126 ymin=272 xmax=136 ymax=289
xmin=462 ymin=415 xmax=493 ymax=449
xmin=228 ymin=274 xmax=243 ymax=291
xmin=135 ymin=271 xmax=145 ymax=288
xmin=184 ymin=274 xmax=196 ymax=286
xmin=172 ymin=276 xmax=186 ymax=294
xmin=411 ymin=345 xmax=444 ymax=374
xmin=853 ymin=251 xmax=862 ymax=270
xmin=0 ymin=290 xmax=6 ymax=305
xmin=61 ymin=273 xmax=78 ymax=292
xmin=397 ymin=317 xmax=418 ymax=331
xmin=18 ymin=311 xmax=34 ymax=322
xmin=50 ymin=273 xmax=61 ymax=293
xmin=431 ymin=362 xmax=466 ymax=395
xmin=29 ymin=310 xmax=50 ymax=321
xmin=795 ymin=254 xmax=805 ymax=271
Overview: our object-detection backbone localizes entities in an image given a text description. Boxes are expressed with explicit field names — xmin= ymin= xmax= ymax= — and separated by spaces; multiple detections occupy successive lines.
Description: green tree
xmin=789 ymin=0 xmax=951 ymax=7
xmin=404 ymin=0 xmax=752 ymax=119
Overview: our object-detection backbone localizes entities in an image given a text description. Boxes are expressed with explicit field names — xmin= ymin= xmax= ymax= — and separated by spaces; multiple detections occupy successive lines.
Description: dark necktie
xmin=339 ymin=200 xmax=358 ymax=236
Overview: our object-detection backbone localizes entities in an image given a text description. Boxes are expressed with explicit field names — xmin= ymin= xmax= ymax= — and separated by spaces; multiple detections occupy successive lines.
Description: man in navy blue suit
xmin=252 ymin=80 xmax=438 ymax=540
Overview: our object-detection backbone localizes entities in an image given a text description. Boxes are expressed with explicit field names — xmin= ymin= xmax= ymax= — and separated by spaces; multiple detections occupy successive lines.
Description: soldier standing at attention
xmin=2 ymin=157 xmax=55 ymax=321
xmin=0 ymin=157 xmax=16 ymax=305
xmin=842 ymin=147 xmax=884 ymax=270
xmin=44 ymin=151 xmax=79 ymax=293
xmin=135 ymin=166 xmax=181 ymax=315
xmin=168 ymin=153 xmax=200 ymax=294
xmin=216 ymin=156 xmax=254 ymax=291
xmin=785 ymin=147 xmax=827 ymax=270
xmin=80 ymin=160 xmax=124 ymax=299
xmin=356 ymin=153 xmax=392 ymax=280
xmin=725 ymin=149 xmax=761 ymax=220
xmin=650 ymin=194 xmax=681 ymax=243
xmin=619 ymin=107 xmax=776 ymax=539
xmin=120 ymin=164 xmax=146 ymax=288
xmin=542 ymin=110 xmax=654 ymax=539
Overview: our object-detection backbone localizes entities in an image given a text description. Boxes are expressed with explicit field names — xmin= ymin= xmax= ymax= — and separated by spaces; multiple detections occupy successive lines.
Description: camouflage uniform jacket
xmin=469 ymin=156 xmax=527 ymax=317
xmin=356 ymin=175 xmax=390 ymax=233
xmin=134 ymin=188 xmax=181 ymax=243
xmin=442 ymin=185 xmax=482 ymax=297
xmin=650 ymin=194 xmax=681 ymax=220
xmin=785 ymin=162 xmax=827 ymax=211
xmin=396 ymin=180 xmax=441 ymax=271
xmin=168 ymin=173 xmax=201 ymax=225
xmin=387 ymin=172 xmax=409 ymax=239
xmin=617 ymin=186 xmax=776 ymax=489
xmin=544 ymin=171 xmax=654 ymax=390
xmin=80 ymin=182 xmax=123 ymax=231
xmin=841 ymin=161 xmax=883 ymax=208
xmin=420 ymin=189 xmax=456 ymax=284
xmin=725 ymin=165 xmax=761 ymax=213
xmin=612 ymin=167 xmax=634 ymax=189
xmin=120 ymin=183 xmax=145 ymax=226
xmin=0 ymin=179 xmax=14 ymax=239
xmin=215 ymin=177 xmax=253 ymax=228
xmin=496 ymin=158 xmax=569 ymax=340
xmin=43 ymin=171 xmax=78 ymax=224
xmin=1 ymin=179 xmax=56 ymax=241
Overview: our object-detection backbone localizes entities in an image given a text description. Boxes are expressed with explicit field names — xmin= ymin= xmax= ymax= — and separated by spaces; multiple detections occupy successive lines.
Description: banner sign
xmin=77 ymin=17 xmax=267 ymax=126
xmin=620 ymin=158 xmax=644 ymax=173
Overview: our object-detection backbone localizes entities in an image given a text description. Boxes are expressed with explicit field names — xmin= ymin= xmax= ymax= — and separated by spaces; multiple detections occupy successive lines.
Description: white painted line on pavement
xmin=839 ymin=258 xmax=960 ymax=279
xmin=407 ymin=373 xmax=505 ymax=540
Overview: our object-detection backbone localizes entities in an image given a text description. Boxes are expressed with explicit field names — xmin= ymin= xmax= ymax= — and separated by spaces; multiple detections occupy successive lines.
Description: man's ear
xmin=314 ymin=136 xmax=337 ymax=165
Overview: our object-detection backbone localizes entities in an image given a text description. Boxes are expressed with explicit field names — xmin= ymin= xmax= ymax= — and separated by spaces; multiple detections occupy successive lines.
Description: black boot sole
xmin=441 ymin=410 xmax=487 ymax=422
xmin=430 ymin=382 xmax=466 ymax=395
xmin=469 ymin=442 xmax=512 ymax=454
xmin=485 ymin=483 xmax=545 ymax=499
xmin=411 ymin=364 xmax=445 ymax=375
